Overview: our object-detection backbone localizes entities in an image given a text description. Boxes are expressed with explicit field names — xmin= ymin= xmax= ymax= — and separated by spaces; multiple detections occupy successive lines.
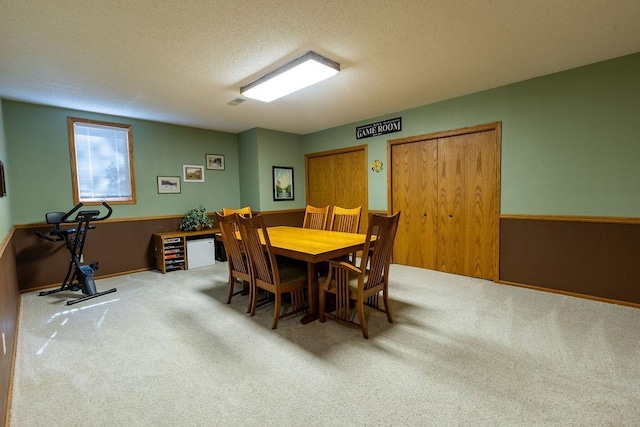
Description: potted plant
xmin=179 ymin=205 xmax=214 ymax=231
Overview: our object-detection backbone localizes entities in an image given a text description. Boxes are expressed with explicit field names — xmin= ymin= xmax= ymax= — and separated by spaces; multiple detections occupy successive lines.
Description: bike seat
xmin=45 ymin=212 xmax=66 ymax=225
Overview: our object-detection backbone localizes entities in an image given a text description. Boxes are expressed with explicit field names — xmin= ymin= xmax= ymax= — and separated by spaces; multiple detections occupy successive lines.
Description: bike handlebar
xmin=36 ymin=201 xmax=112 ymax=242
xmin=60 ymin=201 xmax=112 ymax=223
xmin=60 ymin=203 xmax=84 ymax=223
xmin=95 ymin=201 xmax=113 ymax=221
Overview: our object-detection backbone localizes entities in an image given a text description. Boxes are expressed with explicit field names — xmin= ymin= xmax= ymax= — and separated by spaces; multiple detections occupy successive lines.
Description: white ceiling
xmin=1 ymin=0 xmax=640 ymax=135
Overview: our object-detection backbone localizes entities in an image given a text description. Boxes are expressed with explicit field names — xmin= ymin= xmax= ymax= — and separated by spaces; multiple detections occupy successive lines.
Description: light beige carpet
xmin=10 ymin=262 xmax=640 ymax=426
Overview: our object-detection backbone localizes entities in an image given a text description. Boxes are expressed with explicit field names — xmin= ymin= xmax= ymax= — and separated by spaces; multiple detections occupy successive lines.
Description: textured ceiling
xmin=1 ymin=0 xmax=640 ymax=135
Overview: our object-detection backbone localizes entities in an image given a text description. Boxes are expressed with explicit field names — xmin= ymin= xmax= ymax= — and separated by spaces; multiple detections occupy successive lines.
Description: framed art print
xmin=157 ymin=176 xmax=181 ymax=194
xmin=206 ymin=154 xmax=225 ymax=170
xmin=183 ymin=165 xmax=205 ymax=182
xmin=0 ymin=161 xmax=5 ymax=196
xmin=273 ymin=166 xmax=294 ymax=201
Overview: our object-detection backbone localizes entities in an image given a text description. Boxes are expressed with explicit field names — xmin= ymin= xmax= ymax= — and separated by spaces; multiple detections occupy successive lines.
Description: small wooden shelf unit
xmin=153 ymin=229 xmax=220 ymax=273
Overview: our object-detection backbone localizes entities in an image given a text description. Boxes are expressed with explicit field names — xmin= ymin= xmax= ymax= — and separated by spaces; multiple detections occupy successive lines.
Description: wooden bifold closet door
xmin=306 ymin=146 xmax=368 ymax=233
xmin=390 ymin=123 xmax=500 ymax=280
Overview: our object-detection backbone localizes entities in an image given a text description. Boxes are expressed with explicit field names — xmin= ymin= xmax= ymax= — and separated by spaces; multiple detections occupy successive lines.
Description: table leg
xmin=301 ymin=262 xmax=319 ymax=324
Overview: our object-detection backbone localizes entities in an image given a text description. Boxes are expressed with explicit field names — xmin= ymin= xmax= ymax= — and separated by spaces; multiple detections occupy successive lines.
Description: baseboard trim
xmin=500 ymin=214 xmax=640 ymax=224
xmin=19 ymin=267 xmax=154 ymax=294
xmin=497 ymin=279 xmax=640 ymax=309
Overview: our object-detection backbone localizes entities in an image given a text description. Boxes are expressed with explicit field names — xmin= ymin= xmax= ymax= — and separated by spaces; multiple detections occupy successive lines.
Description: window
xmin=68 ymin=117 xmax=136 ymax=204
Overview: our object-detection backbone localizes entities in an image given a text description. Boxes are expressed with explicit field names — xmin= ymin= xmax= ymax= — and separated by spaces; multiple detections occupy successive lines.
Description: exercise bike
xmin=36 ymin=201 xmax=117 ymax=305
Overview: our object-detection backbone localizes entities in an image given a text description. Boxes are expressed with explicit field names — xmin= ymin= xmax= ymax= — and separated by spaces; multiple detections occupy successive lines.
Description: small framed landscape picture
xmin=183 ymin=165 xmax=205 ymax=182
xmin=157 ymin=176 xmax=181 ymax=194
xmin=206 ymin=154 xmax=225 ymax=170
xmin=0 ymin=161 xmax=6 ymax=197
xmin=273 ymin=166 xmax=294 ymax=201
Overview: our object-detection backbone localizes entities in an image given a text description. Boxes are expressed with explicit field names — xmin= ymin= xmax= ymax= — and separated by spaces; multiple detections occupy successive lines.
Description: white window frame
xmin=68 ymin=117 xmax=137 ymax=205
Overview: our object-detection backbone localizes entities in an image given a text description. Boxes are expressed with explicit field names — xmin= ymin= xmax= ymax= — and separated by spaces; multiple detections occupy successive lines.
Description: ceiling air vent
xmin=227 ymin=97 xmax=246 ymax=106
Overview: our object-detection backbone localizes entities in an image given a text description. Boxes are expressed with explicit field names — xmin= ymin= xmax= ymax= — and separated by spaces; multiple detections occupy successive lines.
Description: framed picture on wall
xmin=206 ymin=154 xmax=225 ymax=170
xmin=273 ymin=166 xmax=294 ymax=201
xmin=183 ymin=165 xmax=205 ymax=182
xmin=0 ymin=161 xmax=6 ymax=196
xmin=157 ymin=176 xmax=181 ymax=194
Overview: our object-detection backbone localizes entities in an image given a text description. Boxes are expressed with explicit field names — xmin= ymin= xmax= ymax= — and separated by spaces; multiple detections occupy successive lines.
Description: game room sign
xmin=356 ymin=117 xmax=402 ymax=140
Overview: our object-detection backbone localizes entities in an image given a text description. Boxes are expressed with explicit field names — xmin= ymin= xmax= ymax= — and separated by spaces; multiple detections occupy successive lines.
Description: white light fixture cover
xmin=241 ymin=51 xmax=340 ymax=102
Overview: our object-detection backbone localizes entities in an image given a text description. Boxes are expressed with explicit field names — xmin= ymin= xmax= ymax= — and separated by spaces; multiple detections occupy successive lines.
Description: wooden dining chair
xmin=302 ymin=205 xmax=329 ymax=230
xmin=221 ymin=206 xmax=252 ymax=238
xmin=329 ymin=206 xmax=362 ymax=233
xmin=215 ymin=212 xmax=251 ymax=310
xmin=222 ymin=206 xmax=252 ymax=218
xmin=319 ymin=212 xmax=401 ymax=339
xmin=329 ymin=206 xmax=362 ymax=264
xmin=238 ymin=214 xmax=308 ymax=329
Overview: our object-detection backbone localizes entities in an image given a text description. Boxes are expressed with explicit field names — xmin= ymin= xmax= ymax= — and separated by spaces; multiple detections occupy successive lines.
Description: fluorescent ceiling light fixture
xmin=240 ymin=51 xmax=340 ymax=102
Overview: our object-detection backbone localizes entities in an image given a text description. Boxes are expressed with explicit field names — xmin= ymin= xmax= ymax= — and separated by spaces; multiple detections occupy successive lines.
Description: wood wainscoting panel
xmin=14 ymin=216 xmax=183 ymax=292
xmin=14 ymin=211 xmax=308 ymax=293
xmin=499 ymin=216 xmax=640 ymax=305
xmin=1 ymin=229 xmax=20 ymax=425
xmin=259 ymin=209 xmax=305 ymax=227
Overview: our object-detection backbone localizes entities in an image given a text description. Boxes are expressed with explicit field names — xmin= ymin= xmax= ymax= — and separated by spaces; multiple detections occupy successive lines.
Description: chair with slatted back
xmin=318 ymin=212 xmax=401 ymax=339
xmin=329 ymin=206 xmax=362 ymax=264
xmin=302 ymin=205 xmax=329 ymax=230
xmin=222 ymin=206 xmax=252 ymax=218
xmin=329 ymin=206 xmax=362 ymax=233
xmin=215 ymin=212 xmax=251 ymax=311
xmin=218 ymin=207 xmax=252 ymax=264
xmin=238 ymin=214 xmax=308 ymax=329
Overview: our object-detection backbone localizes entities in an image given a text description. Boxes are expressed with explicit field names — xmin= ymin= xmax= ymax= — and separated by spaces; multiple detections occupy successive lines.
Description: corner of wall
xmin=238 ymin=128 xmax=261 ymax=210
xmin=0 ymin=98 xmax=14 ymax=238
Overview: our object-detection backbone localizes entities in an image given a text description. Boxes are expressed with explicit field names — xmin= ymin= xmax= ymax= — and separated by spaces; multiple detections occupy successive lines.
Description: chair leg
xmin=250 ymin=285 xmax=258 ymax=317
xmin=246 ymin=281 xmax=253 ymax=314
xmin=226 ymin=275 xmax=234 ymax=304
xmin=356 ymin=298 xmax=368 ymax=339
xmin=319 ymin=287 xmax=326 ymax=322
xmin=272 ymin=293 xmax=281 ymax=329
xmin=383 ymin=288 xmax=393 ymax=324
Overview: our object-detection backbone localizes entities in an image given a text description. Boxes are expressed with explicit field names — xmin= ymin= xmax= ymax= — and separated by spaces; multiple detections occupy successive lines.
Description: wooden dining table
xmin=259 ymin=226 xmax=370 ymax=323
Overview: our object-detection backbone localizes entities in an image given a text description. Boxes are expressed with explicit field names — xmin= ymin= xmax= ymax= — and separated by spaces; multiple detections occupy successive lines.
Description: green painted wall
xmin=2 ymin=101 xmax=241 ymax=224
xmin=255 ymin=128 xmax=304 ymax=211
xmin=3 ymin=53 xmax=639 ymax=225
xmin=237 ymin=127 xmax=304 ymax=212
xmin=0 ymin=99 xmax=13 ymax=238
xmin=303 ymin=52 xmax=640 ymax=217
xmin=238 ymin=128 xmax=260 ymax=210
